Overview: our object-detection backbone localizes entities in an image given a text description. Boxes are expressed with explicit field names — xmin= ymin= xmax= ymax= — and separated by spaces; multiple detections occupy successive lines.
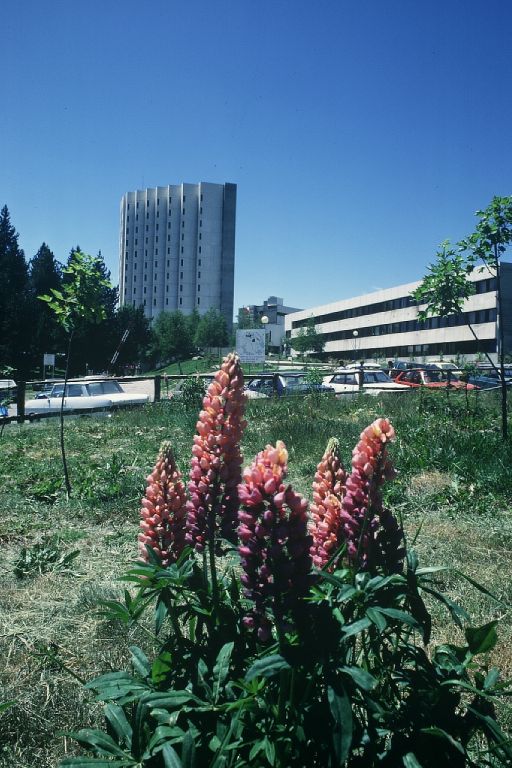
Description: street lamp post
xmin=261 ymin=315 xmax=269 ymax=366
xmin=352 ymin=330 xmax=359 ymax=360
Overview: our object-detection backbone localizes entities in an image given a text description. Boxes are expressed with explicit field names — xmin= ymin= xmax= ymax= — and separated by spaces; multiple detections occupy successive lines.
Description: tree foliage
xmin=413 ymin=195 xmax=512 ymax=439
xmin=194 ymin=308 xmax=229 ymax=348
xmin=0 ymin=206 xmax=31 ymax=374
xmin=290 ymin=316 xmax=324 ymax=356
xmin=151 ymin=310 xmax=194 ymax=364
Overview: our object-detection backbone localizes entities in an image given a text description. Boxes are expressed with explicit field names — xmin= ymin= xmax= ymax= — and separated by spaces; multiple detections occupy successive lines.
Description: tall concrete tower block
xmin=119 ymin=182 xmax=236 ymax=329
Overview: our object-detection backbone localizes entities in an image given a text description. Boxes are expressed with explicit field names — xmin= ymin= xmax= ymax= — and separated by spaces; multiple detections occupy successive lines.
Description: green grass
xmin=0 ymin=390 xmax=511 ymax=765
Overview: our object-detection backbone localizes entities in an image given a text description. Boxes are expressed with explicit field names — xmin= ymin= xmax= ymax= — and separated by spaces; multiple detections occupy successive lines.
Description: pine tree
xmin=0 ymin=206 xmax=31 ymax=374
xmin=29 ymin=243 xmax=64 ymax=362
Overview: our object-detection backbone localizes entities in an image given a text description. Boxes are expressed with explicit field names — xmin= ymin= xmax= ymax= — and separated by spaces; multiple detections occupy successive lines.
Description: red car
xmin=395 ymin=369 xmax=475 ymax=390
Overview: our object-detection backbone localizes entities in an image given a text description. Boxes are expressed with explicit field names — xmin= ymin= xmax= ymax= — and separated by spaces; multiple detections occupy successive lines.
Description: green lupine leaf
xmin=245 ymin=654 xmax=290 ymax=682
xmin=341 ymin=617 xmax=372 ymax=639
xmin=155 ymin=597 xmax=167 ymax=635
xmin=213 ymin=642 xmax=234 ymax=703
xmin=67 ymin=728 xmax=132 ymax=758
xmin=327 ymin=684 xmax=353 ymax=764
xmin=262 ymin=736 xmax=275 ymax=766
xmin=181 ymin=731 xmax=196 ymax=768
xmin=420 ymin=727 xmax=465 ymax=754
xmin=465 ymin=621 xmax=499 ymax=655
xmin=340 ymin=666 xmax=377 ymax=691
xmin=104 ymin=704 xmax=132 ymax=749
xmin=151 ymin=652 xmax=173 ymax=685
xmin=366 ymin=607 xmax=387 ymax=632
xmin=402 ymin=753 xmax=423 ymax=768
xmin=129 ymin=646 xmax=151 ymax=678
xmin=373 ymin=608 xmax=421 ymax=629
xmin=161 ymin=743 xmax=183 ymax=767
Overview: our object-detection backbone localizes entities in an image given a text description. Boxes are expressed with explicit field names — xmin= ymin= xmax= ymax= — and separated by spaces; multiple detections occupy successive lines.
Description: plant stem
xmin=207 ymin=497 xmax=220 ymax=625
xmin=60 ymin=329 xmax=74 ymax=499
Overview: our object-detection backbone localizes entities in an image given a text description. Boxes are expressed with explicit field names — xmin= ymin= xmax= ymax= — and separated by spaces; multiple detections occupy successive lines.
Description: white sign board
xmin=43 ymin=353 xmax=56 ymax=366
xmin=236 ymin=329 xmax=266 ymax=363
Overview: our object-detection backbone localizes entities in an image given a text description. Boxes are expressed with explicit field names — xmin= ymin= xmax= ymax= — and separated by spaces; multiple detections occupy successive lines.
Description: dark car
xmin=245 ymin=371 xmax=334 ymax=398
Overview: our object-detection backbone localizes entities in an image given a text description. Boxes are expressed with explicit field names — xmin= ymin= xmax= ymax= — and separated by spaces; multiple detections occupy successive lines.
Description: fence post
xmin=16 ymin=381 xmax=26 ymax=422
xmin=154 ymin=375 xmax=161 ymax=403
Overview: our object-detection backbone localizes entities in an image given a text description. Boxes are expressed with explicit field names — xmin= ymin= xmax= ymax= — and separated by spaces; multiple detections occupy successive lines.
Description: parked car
xmin=0 ymin=378 xmax=17 ymax=401
xmin=427 ymin=361 xmax=460 ymax=372
xmin=465 ymin=374 xmax=503 ymax=390
xmin=475 ymin=365 xmax=512 ymax=382
xmin=25 ymin=379 xmax=149 ymax=416
xmin=394 ymin=368 xmax=475 ymax=390
xmin=323 ymin=368 xmax=410 ymax=396
xmin=245 ymin=372 xmax=335 ymax=398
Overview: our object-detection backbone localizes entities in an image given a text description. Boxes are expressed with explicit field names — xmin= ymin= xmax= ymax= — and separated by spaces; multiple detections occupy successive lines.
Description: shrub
xmin=61 ymin=354 xmax=511 ymax=767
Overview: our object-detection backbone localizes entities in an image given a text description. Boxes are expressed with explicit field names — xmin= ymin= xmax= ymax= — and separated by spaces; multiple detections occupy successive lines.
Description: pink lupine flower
xmin=309 ymin=437 xmax=347 ymax=570
xmin=138 ymin=441 xmax=187 ymax=566
xmin=186 ymin=353 xmax=246 ymax=552
xmin=340 ymin=418 xmax=404 ymax=572
xmin=238 ymin=441 xmax=312 ymax=642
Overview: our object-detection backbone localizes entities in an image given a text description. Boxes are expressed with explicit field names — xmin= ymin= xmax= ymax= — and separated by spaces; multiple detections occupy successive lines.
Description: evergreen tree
xmin=29 ymin=243 xmax=64 ymax=362
xmin=0 ymin=206 xmax=31 ymax=374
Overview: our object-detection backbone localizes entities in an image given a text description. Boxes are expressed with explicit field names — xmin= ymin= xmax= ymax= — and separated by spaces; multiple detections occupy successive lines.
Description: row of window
xmin=326 ymin=339 xmax=496 ymax=362
xmin=134 ymin=296 xmax=202 ymax=309
xmin=126 ymin=243 xmax=204 ymax=258
xmin=291 ymin=278 xmax=498 ymax=330
xmin=318 ymin=308 xmax=497 ymax=343
xmin=127 ymin=193 xmax=204 ymax=209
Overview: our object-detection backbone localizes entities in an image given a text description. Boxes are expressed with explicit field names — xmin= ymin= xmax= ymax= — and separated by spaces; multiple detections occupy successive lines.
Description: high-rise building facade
xmin=119 ymin=182 xmax=236 ymax=327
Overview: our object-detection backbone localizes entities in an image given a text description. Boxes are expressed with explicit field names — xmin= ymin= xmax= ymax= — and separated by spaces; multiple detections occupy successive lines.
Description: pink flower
xmin=309 ymin=437 xmax=347 ymax=570
xmin=138 ymin=441 xmax=187 ymax=566
xmin=186 ymin=353 xmax=247 ymax=552
xmin=238 ymin=441 xmax=312 ymax=641
xmin=341 ymin=418 xmax=404 ymax=572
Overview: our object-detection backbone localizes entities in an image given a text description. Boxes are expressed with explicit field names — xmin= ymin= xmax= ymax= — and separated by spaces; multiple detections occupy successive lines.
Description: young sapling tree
xmin=39 ymin=250 xmax=111 ymax=497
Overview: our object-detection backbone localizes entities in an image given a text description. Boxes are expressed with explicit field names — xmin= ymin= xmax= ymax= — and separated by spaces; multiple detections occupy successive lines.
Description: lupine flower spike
xmin=186 ymin=353 xmax=247 ymax=552
xmin=138 ymin=441 xmax=187 ymax=566
xmin=341 ymin=417 xmax=404 ymax=572
xmin=238 ymin=441 xmax=312 ymax=642
xmin=309 ymin=437 xmax=347 ymax=570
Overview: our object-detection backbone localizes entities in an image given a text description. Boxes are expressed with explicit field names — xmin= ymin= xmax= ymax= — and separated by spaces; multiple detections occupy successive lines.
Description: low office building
xmin=238 ymin=296 xmax=301 ymax=352
xmin=119 ymin=182 xmax=236 ymax=328
xmin=285 ymin=264 xmax=512 ymax=363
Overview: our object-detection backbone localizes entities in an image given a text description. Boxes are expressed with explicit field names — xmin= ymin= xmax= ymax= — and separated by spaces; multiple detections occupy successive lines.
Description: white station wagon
xmin=25 ymin=379 xmax=149 ymax=416
xmin=323 ymin=367 xmax=411 ymax=396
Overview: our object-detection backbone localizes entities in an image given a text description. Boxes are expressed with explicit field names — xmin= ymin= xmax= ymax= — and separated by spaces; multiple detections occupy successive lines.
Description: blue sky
xmin=2 ymin=0 xmax=511 ymax=316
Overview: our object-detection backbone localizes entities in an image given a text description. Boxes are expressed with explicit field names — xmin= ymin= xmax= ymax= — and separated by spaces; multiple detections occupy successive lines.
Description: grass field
xmin=0 ymin=388 xmax=511 ymax=766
